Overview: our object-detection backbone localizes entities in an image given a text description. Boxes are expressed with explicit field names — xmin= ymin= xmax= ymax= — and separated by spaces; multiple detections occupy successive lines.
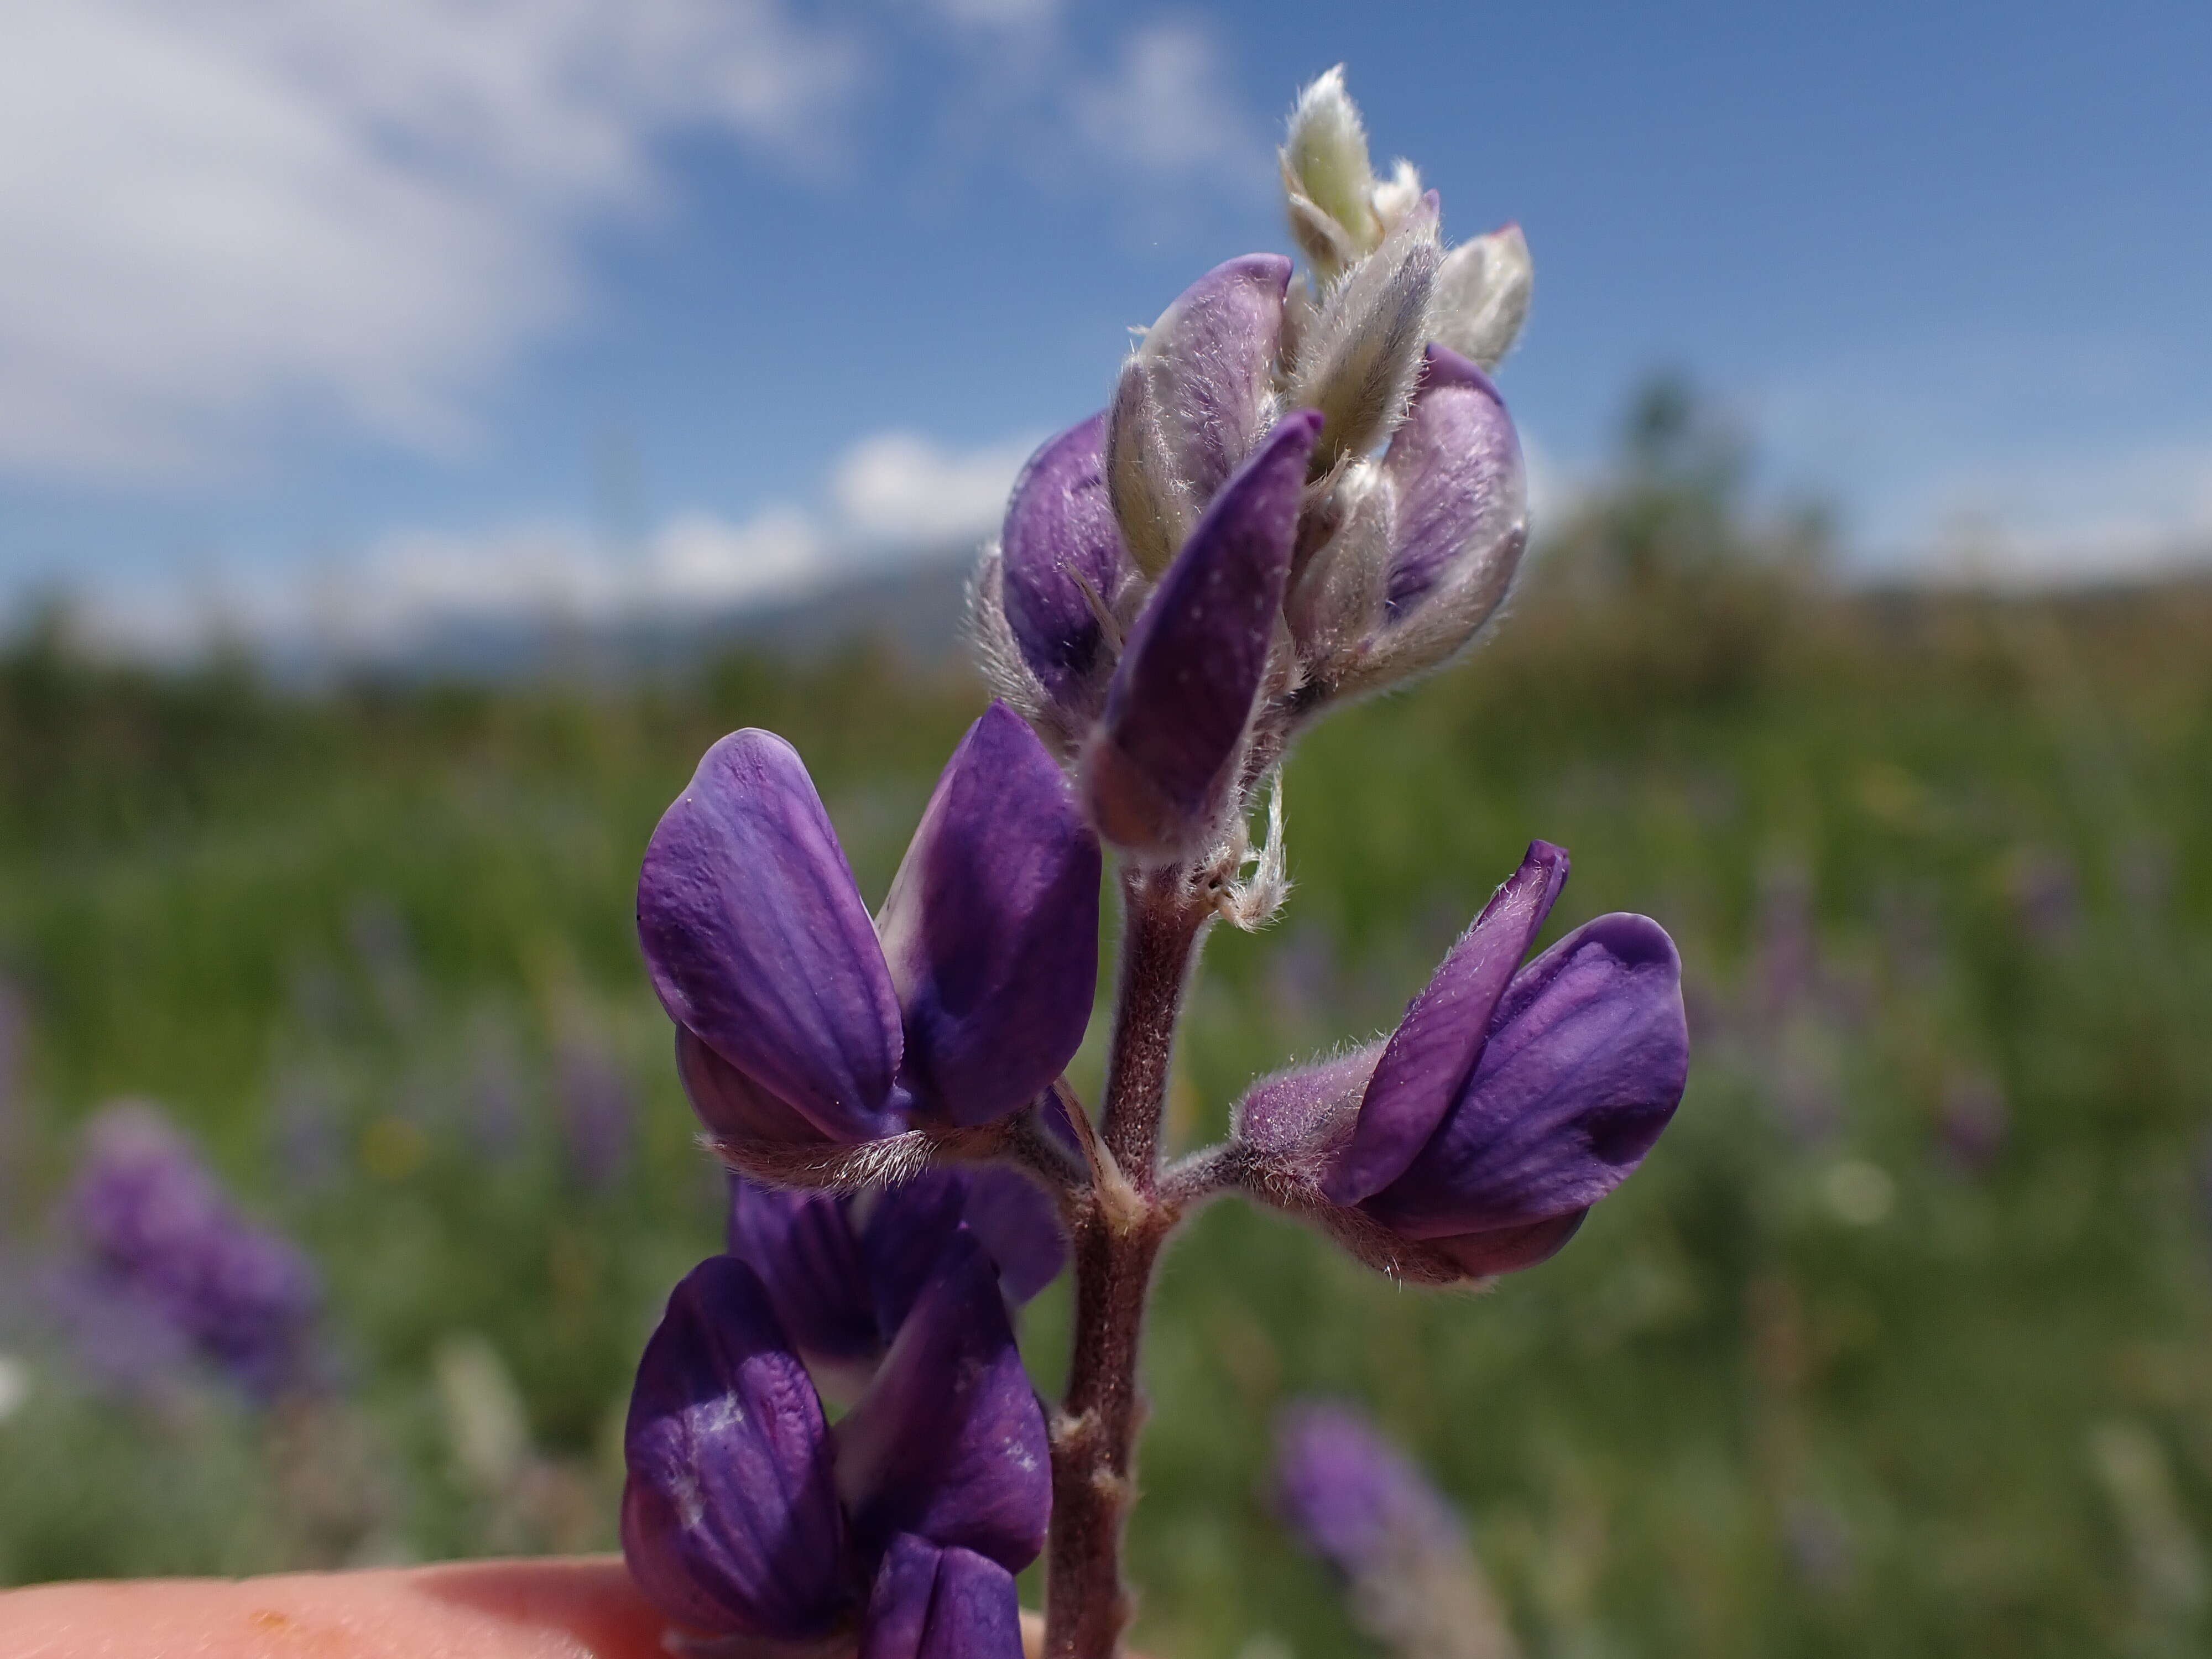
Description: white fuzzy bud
xmin=1285 ymin=195 xmax=1440 ymax=469
xmin=1281 ymin=66 xmax=1379 ymax=271
xmin=1432 ymin=223 xmax=1533 ymax=372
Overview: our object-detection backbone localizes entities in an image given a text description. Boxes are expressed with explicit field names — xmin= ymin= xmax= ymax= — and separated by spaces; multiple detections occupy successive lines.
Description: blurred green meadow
xmin=3 ymin=420 xmax=2211 ymax=1657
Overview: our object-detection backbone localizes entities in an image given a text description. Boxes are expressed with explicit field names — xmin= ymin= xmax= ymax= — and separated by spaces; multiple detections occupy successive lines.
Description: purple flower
xmin=1290 ymin=345 xmax=1528 ymax=704
xmin=1082 ymin=411 xmax=1322 ymax=861
xmin=59 ymin=1103 xmax=321 ymax=1399
xmin=1275 ymin=1400 xmax=1463 ymax=1577
xmin=555 ymin=1031 xmax=637 ymax=1192
xmin=622 ymin=1233 xmax=1048 ymax=1656
xmin=1105 ymin=253 xmax=1293 ymax=577
xmin=1275 ymin=1399 xmax=1522 ymax=1659
xmin=978 ymin=255 xmax=1530 ymax=805
xmin=999 ymin=411 xmax=1135 ymax=733
xmin=726 ymin=1164 xmax=1067 ymax=1397
xmin=1233 ymin=843 xmax=1688 ymax=1284
xmin=639 ymin=701 xmax=1100 ymax=1145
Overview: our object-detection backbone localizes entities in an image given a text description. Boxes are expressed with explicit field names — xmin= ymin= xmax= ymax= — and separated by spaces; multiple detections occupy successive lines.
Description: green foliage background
xmin=3 ymin=434 xmax=2211 ymax=1655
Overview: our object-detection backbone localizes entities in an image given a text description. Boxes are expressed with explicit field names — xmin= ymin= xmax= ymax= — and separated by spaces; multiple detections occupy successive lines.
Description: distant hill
xmin=260 ymin=544 xmax=983 ymax=686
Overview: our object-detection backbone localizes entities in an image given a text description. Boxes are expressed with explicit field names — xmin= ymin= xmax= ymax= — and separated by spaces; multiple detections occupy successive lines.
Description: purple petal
xmin=1084 ymin=411 xmax=1322 ymax=859
xmin=640 ymin=731 xmax=903 ymax=1141
xmin=1423 ymin=1211 xmax=1588 ymax=1277
xmin=726 ymin=1177 xmax=880 ymax=1378
xmin=957 ymin=1166 xmax=1069 ymax=1306
xmin=834 ymin=1231 xmax=1051 ymax=1573
xmin=1361 ymin=913 xmax=1688 ymax=1239
xmin=859 ymin=1536 xmax=1026 ymax=1659
xmin=676 ymin=1026 xmax=836 ymax=1149
xmin=1325 ymin=843 xmax=1571 ymax=1205
xmin=1000 ymin=414 xmax=1129 ymax=707
xmin=620 ymin=1257 xmax=853 ymax=1640
xmin=862 ymin=1168 xmax=1069 ymax=1336
xmin=1107 ymin=254 xmax=1292 ymax=573
xmin=876 ymin=703 xmax=1102 ymax=1126
xmin=859 ymin=1172 xmax=969 ymax=1342
xmin=1381 ymin=347 xmax=1527 ymax=620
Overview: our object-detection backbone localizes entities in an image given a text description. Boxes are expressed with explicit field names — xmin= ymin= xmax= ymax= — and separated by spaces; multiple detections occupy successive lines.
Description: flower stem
xmin=1044 ymin=872 xmax=1208 ymax=1659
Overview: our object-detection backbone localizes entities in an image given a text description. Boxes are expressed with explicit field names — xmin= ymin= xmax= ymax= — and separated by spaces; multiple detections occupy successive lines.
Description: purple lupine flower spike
xmin=861 ymin=1535 xmax=1027 ymax=1659
xmin=1000 ymin=413 xmax=1130 ymax=717
xmin=1275 ymin=1400 xmax=1524 ymax=1659
xmin=1275 ymin=1401 xmax=1462 ymax=1575
xmin=1084 ymin=410 xmax=1322 ymax=860
xmin=640 ymin=729 xmax=905 ymax=1142
xmin=877 ymin=702 xmax=1102 ymax=1128
xmin=834 ymin=1230 xmax=1052 ymax=1572
xmin=1232 ymin=845 xmax=1687 ymax=1284
xmin=62 ymin=1103 xmax=320 ymax=1399
xmin=621 ymin=1256 xmax=854 ymax=1640
xmin=1106 ymin=253 xmax=1292 ymax=576
xmin=1326 ymin=842 xmax=1570 ymax=1205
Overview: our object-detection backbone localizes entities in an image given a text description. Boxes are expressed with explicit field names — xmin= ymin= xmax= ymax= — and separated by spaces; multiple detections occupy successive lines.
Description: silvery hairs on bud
xmin=1285 ymin=193 xmax=1440 ymax=472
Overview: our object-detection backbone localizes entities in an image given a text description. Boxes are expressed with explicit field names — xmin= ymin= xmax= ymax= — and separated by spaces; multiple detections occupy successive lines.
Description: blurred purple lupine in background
xmin=52 ymin=1103 xmax=320 ymax=1401
xmin=1275 ymin=1400 xmax=1522 ymax=1659
xmin=0 ymin=974 xmax=23 ymax=1223
xmin=555 ymin=1027 xmax=637 ymax=1193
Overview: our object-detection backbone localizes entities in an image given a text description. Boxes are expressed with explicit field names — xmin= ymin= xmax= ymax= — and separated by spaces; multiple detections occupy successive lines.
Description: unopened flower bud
xmin=1285 ymin=193 xmax=1440 ymax=471
xmin=1281 ymin=66 xmax=1380 ymax=282
xmin=1083 ymin=411 xmax=1319 ymax=862
xmin=1432 ymin=222 xmax=1533 ymax=372
xmin=997 ymin=413 xmax=1132 ymax=730
xmin=1107 ymin=254 xmax=1291 ymax=576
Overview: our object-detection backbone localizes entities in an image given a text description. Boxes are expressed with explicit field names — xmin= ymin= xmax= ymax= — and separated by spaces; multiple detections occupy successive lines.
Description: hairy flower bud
xmin=1083 ymin=412 xmax=1319 ymax=862
xmin=1431 ymin=223 xmax=1533 ymax=372
xmin=1107 ymin=254 xmax=1291 ymax=577
xmin=998 ymin=413 xmax=1133 ymax=731
xmin=1286 ymin=194 xmax=1440 ymax=471
xmin=1281 ymin=66 xmax=1379 ymax=281
xmin=1343 ymin=346 xmax=1528 ymax=698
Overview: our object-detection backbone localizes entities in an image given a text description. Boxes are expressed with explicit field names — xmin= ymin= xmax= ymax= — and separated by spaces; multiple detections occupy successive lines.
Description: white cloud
xmin=0 ymin=0 xmax=857 ymax=482
xmin=75 ymin=426 xmax=1031 ymax=658
xmin=1911 ymin=437 xmax=2212 ymax=586
xmin=1067 ymin=21 xmax=1270 ymax=186
xmin=831 ymin=430 xmax=1038 ymax=544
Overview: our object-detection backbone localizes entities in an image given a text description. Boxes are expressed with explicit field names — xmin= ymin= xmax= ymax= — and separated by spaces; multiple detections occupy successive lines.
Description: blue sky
xmin=2 ymin=0 xmax=2206 ymax=651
